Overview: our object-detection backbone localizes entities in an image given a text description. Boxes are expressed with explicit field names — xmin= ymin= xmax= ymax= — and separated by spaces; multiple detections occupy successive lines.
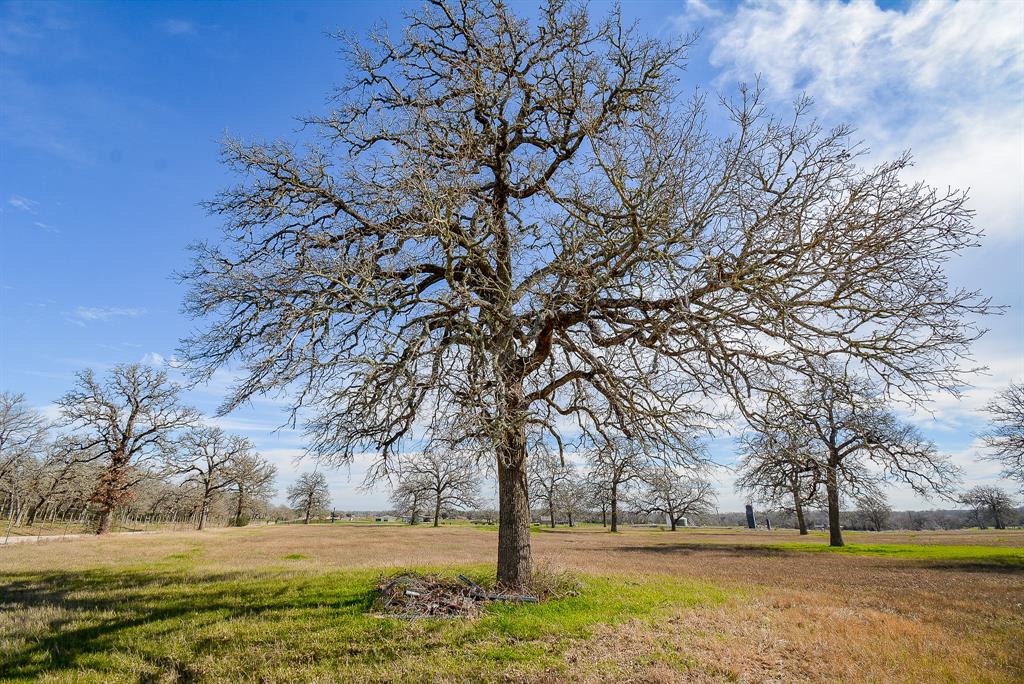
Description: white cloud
xmin=706 ymin=0 xmax=1024 ymax=239
xmin=69 ymin=306 xmax=146 ymax=324
xmin=160 ymin=19 xmax=196 ymax=36
xmin=7 ymin=194 xmax=38 ymax=213
xmin=140 ymin=352 xmax=165 ymax=366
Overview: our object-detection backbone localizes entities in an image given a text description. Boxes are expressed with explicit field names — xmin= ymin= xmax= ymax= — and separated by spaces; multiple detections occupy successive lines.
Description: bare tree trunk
xmin=548 ymin=500 xmax=556 ymax=528
xmin=670 ymin=515 xmax=678 ymax=532
xmin=601 ymin=504 xmax=606 ymax=528
xmin=97 ymin=507 xmax=113 ymax=535
xmin=303 ymin=506 xmax=311 ymax=524
xmin=992 ymin=505 xmax=1005 ymax=530
xmin=567 ymin=509 xmax=574 ymax=527
xmin=26 ymin=502 xmax=40 ymax=527
xmin=197 ymin=499 xmax=208 ymax=530
xmin=235 ymin=489 xmax=245 ymax=523
xmin=794 ymin=493 xmax=808 ymax=535
xmin=496 ymin=425 xmax=532 ymax=589
xmin=433 ymin=493 xmax=442 ymax=527
xmin=610 ymin=482 xmax=619 ymax=532
xmin=825 ymin=463 xmax=844 ymax=547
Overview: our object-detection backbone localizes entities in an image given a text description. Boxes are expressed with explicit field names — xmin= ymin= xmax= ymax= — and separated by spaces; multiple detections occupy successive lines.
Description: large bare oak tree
xmin=180 ymin=1 xmax=992 ymax=586
xmin=754 ymin=373 xmax=959 ymax=546
xmin=57 ymin=365 xmax=199 ymax=534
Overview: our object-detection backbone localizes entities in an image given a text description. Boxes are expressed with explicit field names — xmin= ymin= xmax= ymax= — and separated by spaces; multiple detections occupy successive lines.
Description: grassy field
xmin=1 ymin=525 xmax=1021 ymax=683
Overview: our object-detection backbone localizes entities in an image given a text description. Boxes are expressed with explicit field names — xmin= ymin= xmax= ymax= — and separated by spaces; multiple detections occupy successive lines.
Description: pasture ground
xmin=1 ymin=523 xmax=1021 ymax=683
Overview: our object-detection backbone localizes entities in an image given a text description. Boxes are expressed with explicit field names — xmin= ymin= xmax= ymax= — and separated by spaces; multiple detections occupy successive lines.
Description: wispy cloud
xmin=32 ymin=220 xmax=59 ymax=233
xmin=7 ymin=195 xmax=38 ymax=213
xmin=68 ymin=306 xmax=146 ymax=325
xmin=160 ymin=19 xmax=197 ymax=37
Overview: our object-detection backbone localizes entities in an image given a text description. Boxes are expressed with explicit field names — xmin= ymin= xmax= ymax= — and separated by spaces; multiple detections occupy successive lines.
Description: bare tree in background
xmin=587 ymin=438 xmax=644 ymax=533
xmin=179 ymin=0 xmax=993 ymax=587
xmin=390 ymin=477 xmax=429 ymax=524
xmin=760 ymin=372 xmax=959 ymax=547
xmin=23 ymin=439 xmax=96 ymax=526
xmin=856 ymin=491 xmax=892 ymax=532
xmin=57 ymin=365 xmax=199 ymax=534
xmin=0 ymin=392 xmax=49 ymax=485
xmin=736 ymin=424 xmax=821 ymax=535
xmin=584 ymin=469 xmax=612 ymax=528
xmin=589 ymin=436 xmax=705 ymax=532
xmin=629 ymin=466 xmax=716 ymax=531
xmin=529 ymin=445 xmax=570 ymax=528
xmin=391 ymin=451 xmax=481 ymax=526
xmin=228 ymin=450 xmax=277 ymax=525
xmin=556 ymin=465 xmax=588 ymax=527
xmin=961 ymin=485 xmax=1016 ymax=530
xmin=287 ymin=472 xmax=331 ymax=524
xmin=980 ymin=383 xmax=1024 ymax=490
xmin=172 ymin=426 xmax=253 ymax=530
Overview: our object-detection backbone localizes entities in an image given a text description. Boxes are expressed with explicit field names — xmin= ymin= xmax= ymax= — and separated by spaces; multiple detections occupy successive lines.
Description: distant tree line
xmin=1 ymin=364 xmax=279 ymax=536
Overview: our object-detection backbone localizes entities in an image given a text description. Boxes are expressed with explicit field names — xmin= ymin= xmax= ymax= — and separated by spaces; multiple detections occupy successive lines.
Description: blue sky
xmin=2 ymin=0 xmax=1022 ymax=512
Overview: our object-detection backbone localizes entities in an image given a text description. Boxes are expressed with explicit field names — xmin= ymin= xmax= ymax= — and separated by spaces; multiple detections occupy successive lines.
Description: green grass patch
xmin=765 ymin=542 xmax=1024 ymax=566
xmin=280 ymin=553 xmax=308 ymax=560
xmin=0 ymin=565 xmax=729 ymax=683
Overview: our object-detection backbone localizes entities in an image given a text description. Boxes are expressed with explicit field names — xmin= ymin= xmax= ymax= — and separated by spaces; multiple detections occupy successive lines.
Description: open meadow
xmin=1 ymin=523 xmax=1021 ymax=683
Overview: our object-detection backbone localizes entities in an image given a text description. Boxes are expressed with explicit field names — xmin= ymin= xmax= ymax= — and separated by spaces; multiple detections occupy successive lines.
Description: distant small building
xmin=662 ymin=514 xmax=689 ymax=528
xmin=374 ymin=515 xmax=394 ymax=522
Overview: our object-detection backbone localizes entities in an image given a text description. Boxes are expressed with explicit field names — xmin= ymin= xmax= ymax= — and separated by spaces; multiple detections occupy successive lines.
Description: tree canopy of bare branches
xmin=980 ymin=383 xmax=1024 ymax=489
xmin=390 ymin=450 xmax=481 ymax=526
xmin=961 ymin=485 xmax=1017 ymax=530
xmin=628 ymin=466 xmax=716 ymax=531
xmin=287 ymin=472 xmax=331 ymax=524
xmin=736 ymin=422 xmax=821 ymax=535
xmin=0 ymin=392 xmax=49 ymax=484
xmin=172 ymin=426 xmax=255 ymax=530
xmin=755 ymin=372 xmax=959 ymax=546
xmin=57 ymin=364 xmax=199 ymax=534
xmin=179 ymin=1 xmax=993 ymax=586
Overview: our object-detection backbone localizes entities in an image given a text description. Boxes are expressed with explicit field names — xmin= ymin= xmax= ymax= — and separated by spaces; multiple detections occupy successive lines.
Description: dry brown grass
xmin=1 ymin=523 xmax=1021 ymax=683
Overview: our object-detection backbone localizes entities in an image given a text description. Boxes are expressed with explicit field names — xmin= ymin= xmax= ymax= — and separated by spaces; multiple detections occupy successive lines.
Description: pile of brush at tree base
xmin=373 ymin=572 xmax=538 ymax=618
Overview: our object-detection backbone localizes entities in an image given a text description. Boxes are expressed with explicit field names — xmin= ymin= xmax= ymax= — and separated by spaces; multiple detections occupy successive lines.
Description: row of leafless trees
xmin=382 ymin=373 xmax=1021 ymax=540
xmin=1 ymin=364 xmax=278 ymax=536
xmin=385 ymin=437 xmax=716 ymax=530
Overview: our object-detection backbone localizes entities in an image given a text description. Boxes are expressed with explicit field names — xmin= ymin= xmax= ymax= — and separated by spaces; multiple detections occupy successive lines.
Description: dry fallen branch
xmin=373 ymin=572 xmax=538 ymax=619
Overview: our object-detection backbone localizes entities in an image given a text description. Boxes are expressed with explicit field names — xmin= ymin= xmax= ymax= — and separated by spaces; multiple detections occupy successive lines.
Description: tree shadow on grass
xmin=608 ymin=542 xmax=1024 ymax=574
xmin=0 ymin=567 xmax=376 ymax=681
xmin=613 ymin=542 xmax=794 ymax=558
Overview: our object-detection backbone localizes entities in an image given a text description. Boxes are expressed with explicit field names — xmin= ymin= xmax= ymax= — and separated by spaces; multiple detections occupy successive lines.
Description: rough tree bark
xmin=794 ymin=494 xmax=808 ymax=536
xmin=497 ymin=426 xmax=532 ymax=588
xmin=825 ymin=462 xmax=844 ymax=547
